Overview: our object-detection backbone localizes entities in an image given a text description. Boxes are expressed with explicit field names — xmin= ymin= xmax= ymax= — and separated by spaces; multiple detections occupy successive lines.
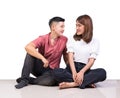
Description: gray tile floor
xmin=0 ymin=80 xmax=120 ymax=98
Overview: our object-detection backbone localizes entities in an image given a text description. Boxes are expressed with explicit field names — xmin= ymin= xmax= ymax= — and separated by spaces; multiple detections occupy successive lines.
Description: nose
xmin=62 ymin=30 xmax=64 ymax=33
xmin=76 ymin=27 xmax=79 ymax=31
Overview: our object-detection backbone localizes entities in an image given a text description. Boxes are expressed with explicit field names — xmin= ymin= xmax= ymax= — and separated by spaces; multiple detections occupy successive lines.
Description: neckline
xmin=49 ymin=34 xmax=60 ymax=47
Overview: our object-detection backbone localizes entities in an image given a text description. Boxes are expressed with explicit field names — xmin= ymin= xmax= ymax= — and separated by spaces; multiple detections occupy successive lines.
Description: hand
xmin=72 ymin=72 xmax=77 ymax=82
xmin=42 ymin=58 xmax=49 ymax=68
xmin=75 ymin=71 xmax=84 ymax=85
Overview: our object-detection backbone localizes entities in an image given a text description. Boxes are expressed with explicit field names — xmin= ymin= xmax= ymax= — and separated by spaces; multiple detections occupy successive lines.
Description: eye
xmin=76 ymin=24 xmax=81 ymax=27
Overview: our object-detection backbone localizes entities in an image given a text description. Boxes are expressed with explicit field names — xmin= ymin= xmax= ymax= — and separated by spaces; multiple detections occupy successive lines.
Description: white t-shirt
xmin=67 ymin=37 xmax=100 ymax=64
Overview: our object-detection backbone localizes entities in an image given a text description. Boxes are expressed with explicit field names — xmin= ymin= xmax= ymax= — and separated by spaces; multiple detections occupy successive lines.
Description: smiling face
xmin=52 ymin=21 xmax=65 ymax=36
xmin=76 ymin=21 xmax=84 ymax=36
xmin=73 ymin=15 xmax=93 ymax=43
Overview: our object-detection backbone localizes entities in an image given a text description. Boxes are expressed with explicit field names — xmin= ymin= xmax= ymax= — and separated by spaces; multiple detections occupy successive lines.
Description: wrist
xmin=80 ymin=70 xmax=85 ymax=74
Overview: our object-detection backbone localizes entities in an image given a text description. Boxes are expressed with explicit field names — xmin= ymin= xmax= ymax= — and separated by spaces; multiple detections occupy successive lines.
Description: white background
xmin=0 ymin=0 xmax=120 ymax=79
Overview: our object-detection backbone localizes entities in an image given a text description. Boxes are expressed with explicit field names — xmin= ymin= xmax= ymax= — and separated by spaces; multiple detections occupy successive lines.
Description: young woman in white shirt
xmin=53 ymin=14 xmax=106 ymax=89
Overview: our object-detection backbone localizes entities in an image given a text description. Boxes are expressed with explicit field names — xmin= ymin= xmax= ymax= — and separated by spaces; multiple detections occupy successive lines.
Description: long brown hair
xmin=73 ymin=15 xmax=93 ymax=43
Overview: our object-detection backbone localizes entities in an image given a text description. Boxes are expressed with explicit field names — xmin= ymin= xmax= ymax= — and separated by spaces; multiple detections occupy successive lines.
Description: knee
xmin=99 ymin=68 xmax=107 ymax=81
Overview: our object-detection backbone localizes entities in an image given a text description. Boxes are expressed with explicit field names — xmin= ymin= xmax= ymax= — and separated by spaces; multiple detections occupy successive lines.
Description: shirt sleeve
xmin=32 ymin=36 xmax=43 ymax=48
xmin=89 ymin=39 xmax=100 ymax=59
xmin=67 ymin=38 xmax=74 ymax=53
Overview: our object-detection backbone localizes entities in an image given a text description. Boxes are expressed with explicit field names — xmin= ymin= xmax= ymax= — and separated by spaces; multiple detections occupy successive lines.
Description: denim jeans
xmin=17 ymin=53 xmax=56 ymax=86
xmin=53 ymin=62 xmax=106 ymax=89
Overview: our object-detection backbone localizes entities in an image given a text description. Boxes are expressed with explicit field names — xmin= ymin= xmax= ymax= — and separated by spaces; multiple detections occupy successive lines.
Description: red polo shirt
xmin=32 ymin=33 xmax=67 ymax=69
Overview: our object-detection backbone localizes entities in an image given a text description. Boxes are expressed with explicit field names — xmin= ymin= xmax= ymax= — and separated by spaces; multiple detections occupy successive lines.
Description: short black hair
xmin=49 ymin=16 xmax=65 ymax=28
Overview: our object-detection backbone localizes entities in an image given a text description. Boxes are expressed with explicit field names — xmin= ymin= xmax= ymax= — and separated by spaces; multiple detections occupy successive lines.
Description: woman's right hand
xmin=75 ymin=71 xmax=84 ymax=85
xmin=72 ymin=72 xmax=77 ymax=82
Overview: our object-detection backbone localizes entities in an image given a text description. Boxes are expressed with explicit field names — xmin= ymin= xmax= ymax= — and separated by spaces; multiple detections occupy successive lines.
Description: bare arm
xmin=63 ymin=52 xmax=68 ymax=65
xmin=76 ymin=58 xmax=95 ymax=84
xmin=80 ymin=58 xmax=95 ymax=73
xmin=68 ymin=52 xmax=77 ymax=82
xmin=68 ymin=52 xmax=76 ymax=74
xmin=25 ymin=42 xmax=49 ymax=67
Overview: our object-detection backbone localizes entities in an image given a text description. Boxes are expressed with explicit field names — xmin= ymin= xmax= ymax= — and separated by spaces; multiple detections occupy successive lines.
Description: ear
xmin=51 ymin=22 xmax=57 ymax=30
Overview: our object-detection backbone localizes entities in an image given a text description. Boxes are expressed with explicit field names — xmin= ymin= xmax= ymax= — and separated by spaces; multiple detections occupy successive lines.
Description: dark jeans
xmin=53 ymin=62 xmax=106 ymax=89
xmin=17 ymin=53 xmax=57 ymax=86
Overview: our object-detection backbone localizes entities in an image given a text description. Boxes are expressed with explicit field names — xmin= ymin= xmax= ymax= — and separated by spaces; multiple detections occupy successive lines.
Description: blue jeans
xmin=53 ymin=62 xmax=106 ymax=89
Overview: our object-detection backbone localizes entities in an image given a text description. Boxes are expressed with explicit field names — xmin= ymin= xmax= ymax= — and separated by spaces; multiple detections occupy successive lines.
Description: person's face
xmin=76 ymin=21 xmax=84 ymax=35
xmin=52 ymin=22 xmax=65 ymax=36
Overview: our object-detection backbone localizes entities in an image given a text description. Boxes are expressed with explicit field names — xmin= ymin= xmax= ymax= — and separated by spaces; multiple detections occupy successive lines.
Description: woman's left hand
xmin=75 ymin=71 xmax=84 ymax=85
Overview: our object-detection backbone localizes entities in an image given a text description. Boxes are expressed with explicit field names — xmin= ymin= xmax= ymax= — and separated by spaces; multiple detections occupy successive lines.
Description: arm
xmin=68 ymin=52 xmax=77 ymax=82
xmin=62 ymin=46 xmax=68 ymax=65
xmin=80 ymin=58 xmax=95 ymax=73
xmin=63 ymin=52 xmax=68 ymax=65
xmin=76 ymin=58 xmax=95 ymax=84
xmin=25 ymin=42 xmax=49 ymax=67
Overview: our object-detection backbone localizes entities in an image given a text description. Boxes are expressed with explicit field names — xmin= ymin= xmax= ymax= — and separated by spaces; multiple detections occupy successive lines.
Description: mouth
xmin=60 ymin=31 xmax=64 ymax=34
xmin=60 ymin=33 xmax=63 ymax=35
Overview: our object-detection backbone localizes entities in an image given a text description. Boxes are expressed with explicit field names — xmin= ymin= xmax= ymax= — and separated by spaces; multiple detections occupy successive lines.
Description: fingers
xmin=73 ymin=73 xmax=77 ymax=82
xmin=76 ymin=78 xmax=83 ymax=85
xmin=75 ymin=75 xmax=83 ymax=85
xmin=43 ymin=63 xmax=49 ymax=68
xmin=42 ymin=58 xmax=49 ymax=68
xmin=43 ymin=60 xmax=49 ymax=68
